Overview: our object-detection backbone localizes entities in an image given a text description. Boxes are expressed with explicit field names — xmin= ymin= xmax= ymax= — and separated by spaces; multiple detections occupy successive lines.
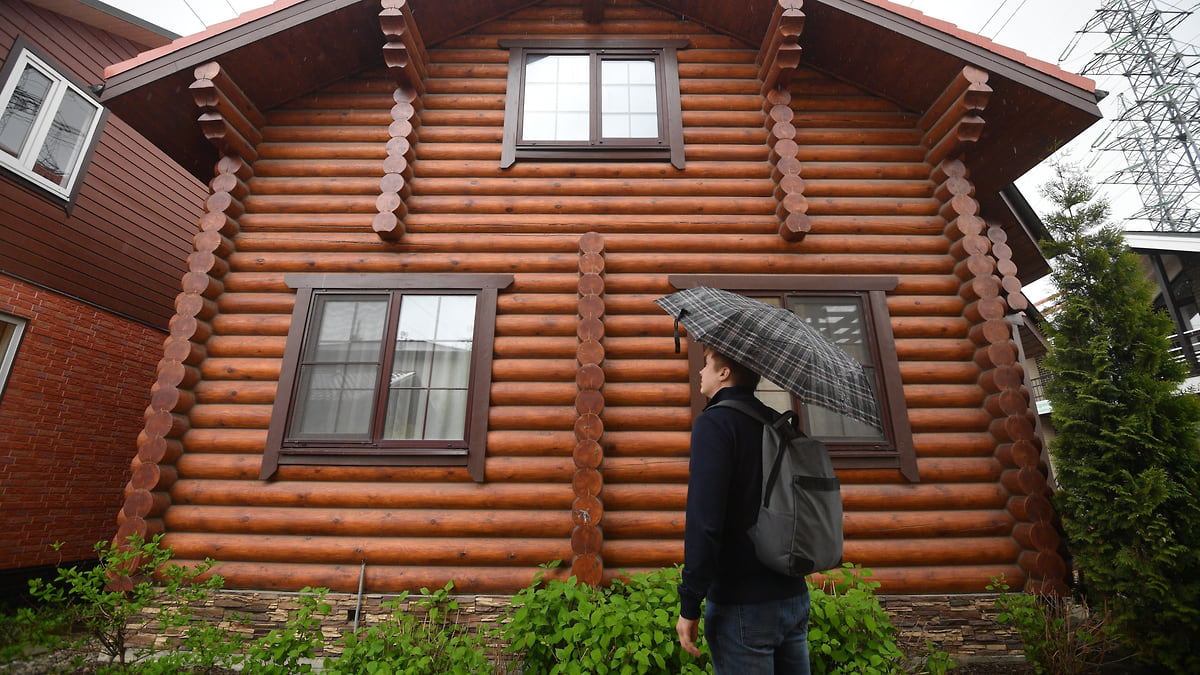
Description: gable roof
xmin=26 ymin=0 xmax=178 ymax=48
xmin=101 ymin=0 xmax=1100 ymax=195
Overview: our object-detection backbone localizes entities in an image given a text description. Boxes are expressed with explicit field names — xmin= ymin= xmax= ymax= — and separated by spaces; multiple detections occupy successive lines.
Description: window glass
xmin=786 ymin=296 xmax=883 ymax=440
xmin=35 ymin=88 xmax=97 ymax=186
xmin=670 ymin=275 xmax=915 ymax=479
xmin=291 ymin=296 xmax=388 ymax=440
xmin=0 ymin=64 xmax=51 ymax=158
xmin=386 ymin=294 xmax=476 ymax=441
xmin=522 ymin=54 xmax=590 ymax=141
xmin=601 ymin=59 xmax=658 ymax=138
xmin=0 ymin=313 xmax=27 ymax=401
xmin=501 ymin=40 xmax=685 ymax=169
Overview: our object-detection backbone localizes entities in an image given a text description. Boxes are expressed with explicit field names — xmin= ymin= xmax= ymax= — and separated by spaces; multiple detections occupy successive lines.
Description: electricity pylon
xmin=1074 ymin=0 xmax=1200 ymax=232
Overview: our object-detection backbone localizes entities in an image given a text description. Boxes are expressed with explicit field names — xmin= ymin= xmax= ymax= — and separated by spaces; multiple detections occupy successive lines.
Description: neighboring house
xmin=0 ymin=0 xmax=206 ymax=597
xmin=100 ymin=0 xmax=1101 ymax=651
xmin=1123 ymin=230 xmax=1200 ymax=382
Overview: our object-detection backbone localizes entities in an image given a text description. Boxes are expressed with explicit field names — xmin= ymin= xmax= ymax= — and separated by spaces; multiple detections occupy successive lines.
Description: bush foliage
xmin=3 ymin=548 xmax=936 ymax=674
xmin=1039 ymin=161 xmax=1200 ymax=672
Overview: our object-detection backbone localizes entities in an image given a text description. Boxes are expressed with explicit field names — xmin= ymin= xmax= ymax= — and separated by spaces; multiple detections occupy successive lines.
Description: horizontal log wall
xmin=164 ymin=0 xmax=1027 ymax=595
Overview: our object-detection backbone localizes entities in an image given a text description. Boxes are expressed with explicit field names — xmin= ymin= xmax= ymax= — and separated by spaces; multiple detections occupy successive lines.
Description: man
xmin=675 ymin=345 xmax=811 ymax=674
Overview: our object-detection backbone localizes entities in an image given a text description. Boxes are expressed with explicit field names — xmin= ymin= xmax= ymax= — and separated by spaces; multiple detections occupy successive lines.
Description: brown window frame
xmin=499 ymin=38 xmax=687 ymax=169
xmin=261 ymin=273 xmax=513 ymax=482
xmin=669 ymin=274 xmax=918 ymax=482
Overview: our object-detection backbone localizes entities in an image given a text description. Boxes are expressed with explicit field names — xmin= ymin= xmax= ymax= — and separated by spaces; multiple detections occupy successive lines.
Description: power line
xmin=179 ymin=0 xmax=207 ymax=29
xmin=987 ymin=0 xmax=1031 ymax=41
xmin=977 ymin=0 xmax=1011 ymax=35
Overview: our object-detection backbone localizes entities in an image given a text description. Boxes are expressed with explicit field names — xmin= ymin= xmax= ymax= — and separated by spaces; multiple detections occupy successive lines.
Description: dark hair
xmin=704 ymin=346 xmax=762 ymax=389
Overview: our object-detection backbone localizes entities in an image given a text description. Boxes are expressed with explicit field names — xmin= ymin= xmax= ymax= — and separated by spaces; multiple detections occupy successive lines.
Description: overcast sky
xmin=105 ymin=0 xmax=1200 ymax=297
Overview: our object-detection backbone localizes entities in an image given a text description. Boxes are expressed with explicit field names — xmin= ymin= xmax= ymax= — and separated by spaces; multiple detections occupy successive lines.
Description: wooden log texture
xmin=144 ymin=7 xmax=1050 ymax=597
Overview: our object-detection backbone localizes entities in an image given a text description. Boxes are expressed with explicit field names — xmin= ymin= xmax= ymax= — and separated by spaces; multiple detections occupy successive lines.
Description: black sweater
xmin=677 ymin=386 xmax=808 ymax=620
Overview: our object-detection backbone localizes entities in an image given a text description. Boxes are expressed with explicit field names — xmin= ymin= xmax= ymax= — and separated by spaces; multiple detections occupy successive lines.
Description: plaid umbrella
xmin=656 ymin=286 xmax=881 ymax=429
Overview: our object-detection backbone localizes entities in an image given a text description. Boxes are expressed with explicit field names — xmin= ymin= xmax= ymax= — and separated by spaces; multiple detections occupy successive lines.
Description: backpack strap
xmin=708 ymin=399 xmax=802 ymax=508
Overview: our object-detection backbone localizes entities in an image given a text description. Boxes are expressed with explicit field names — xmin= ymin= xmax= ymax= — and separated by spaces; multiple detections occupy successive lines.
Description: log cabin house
xmin=100 ymin=0 xmax=1102 ymax=652
xmin=0 ymin=0 xmax=204 ymax=597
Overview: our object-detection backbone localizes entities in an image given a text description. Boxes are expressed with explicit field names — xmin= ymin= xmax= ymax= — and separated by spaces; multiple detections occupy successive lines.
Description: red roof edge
xmin=860 ymin=0 xmax=1095 ymax=92
xmin=103 ymin=0 xmax=310 ymax=79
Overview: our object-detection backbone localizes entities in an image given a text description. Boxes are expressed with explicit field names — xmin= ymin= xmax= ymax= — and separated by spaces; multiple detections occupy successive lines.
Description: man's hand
xmin=675 ymin=615 xmax=701 ymax=657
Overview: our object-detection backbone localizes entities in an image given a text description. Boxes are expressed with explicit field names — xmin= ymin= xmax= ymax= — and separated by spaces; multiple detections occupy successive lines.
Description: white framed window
xmin=0 ymin=313 xmax=28 ymax=401
xmin=0 ymin=44 xmax=105 ymax=201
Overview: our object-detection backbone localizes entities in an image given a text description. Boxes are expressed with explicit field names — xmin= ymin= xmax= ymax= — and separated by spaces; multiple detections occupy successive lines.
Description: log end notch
xmin=919 ymin=65 xmax=991 ymax=168
xmin=757 ymin=0 xmax=805 ymax=95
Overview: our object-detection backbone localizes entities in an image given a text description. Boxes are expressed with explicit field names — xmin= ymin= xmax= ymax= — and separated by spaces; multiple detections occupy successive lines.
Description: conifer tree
xmin=1038 ymin=162 xmax=1200 ymax=671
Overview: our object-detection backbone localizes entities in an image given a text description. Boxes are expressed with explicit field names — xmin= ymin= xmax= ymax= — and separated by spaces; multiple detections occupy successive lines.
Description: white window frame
xmin=0 ymin=313 xmax=28 ymax=401
xmin=0 ymin=44 xmax=105 ymax=201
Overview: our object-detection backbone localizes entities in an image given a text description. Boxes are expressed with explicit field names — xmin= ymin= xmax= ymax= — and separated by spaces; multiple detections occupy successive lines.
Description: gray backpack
xmin=712 ymin=400 xmax=844 ymax=576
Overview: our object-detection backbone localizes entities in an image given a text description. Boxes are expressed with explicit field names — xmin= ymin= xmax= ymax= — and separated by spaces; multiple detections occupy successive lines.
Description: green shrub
xmin=808 ymin=564 xmax=904 ymax=675
xmin=324 ymin=582 xmax=493 ymax=675
xmin=19 ymin=535 xmax=224 ymax=669
xmin=988 ymin=576 xmax=1119 ymax=675
xmin=1038 ymin=161 xmax=1200 ymax=672
xmin=498 ymin=562 xmax=707 ymax=674
xmin=0 ymin=595 xmax=76 ymax=664
xmin=242 ymin=586 xmax=330 ymax=675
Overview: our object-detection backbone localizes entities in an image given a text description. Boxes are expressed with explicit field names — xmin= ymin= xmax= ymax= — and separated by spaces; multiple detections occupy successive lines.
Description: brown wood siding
xmin=163 ymin=0 xmax=1024 ymax=594
xmin=0 ymin=0 xmax=204 ymax=327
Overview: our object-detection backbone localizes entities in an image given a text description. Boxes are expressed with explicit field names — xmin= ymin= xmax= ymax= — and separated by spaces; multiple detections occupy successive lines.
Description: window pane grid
xmin=287 ymin=292 xmax=479 ymax=446
xmin=521 ymin=54 xmax=590 ymax=142
xmin=385 ymin=295 xmax=476 ymax=442
xmin=784 ymin=295 xmax=883 ymax=441
xmin=290 ymin=296 xmax=389 ymax=440
xmin=600 ymin=59 xmax=658 ymax=139
xmin=747 ymin=293 xmax=884 ymax=442
xmin=519 ymin=51 xmax=663 ymax=145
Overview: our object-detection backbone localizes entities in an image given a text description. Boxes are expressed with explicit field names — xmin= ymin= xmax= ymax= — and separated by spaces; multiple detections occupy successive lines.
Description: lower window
xmin=261 ymin=274 xmax=513 ymax=481
xmin=0 ymin=312 xmax=28 ymax=402
xmin=669 ymin=274 xmax=918 ymax=481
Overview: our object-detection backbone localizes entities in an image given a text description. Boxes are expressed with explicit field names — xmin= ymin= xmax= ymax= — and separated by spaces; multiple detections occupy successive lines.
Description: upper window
xmin=0 ymin=42 xmax=105 ymax=202
xmin=670 ymin=274 xmax=918 ymax=481
xmin=0 ymin=312 xmax=27 ymax=403
xmin=261 ymin=274 xmax=513 ymax=482
xmin=500 ymin=39 xmax=686 ymax=169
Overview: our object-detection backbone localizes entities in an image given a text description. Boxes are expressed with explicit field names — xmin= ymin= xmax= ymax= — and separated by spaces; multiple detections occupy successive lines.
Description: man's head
xmin=699 ymin=345 xmax=761 ymax=398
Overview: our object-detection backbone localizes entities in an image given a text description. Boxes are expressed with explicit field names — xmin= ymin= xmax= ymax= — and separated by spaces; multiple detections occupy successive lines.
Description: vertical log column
xmin=572 ymin=232 xmax=607 ymax=585
xmin=986 ymin=218 xmax=1065 ymax=595
xmin=757 ymin=0 xmax=808 ymax=241
xmin=924 ymin=67 xmax=1067 ymax=596
xmin=376 ymin=0 xmax=427 ymax=240
xmin=986 ymin=223 xmax=1027 ymax=313
xmin=115 ymin=62 xmax=261 ymax=565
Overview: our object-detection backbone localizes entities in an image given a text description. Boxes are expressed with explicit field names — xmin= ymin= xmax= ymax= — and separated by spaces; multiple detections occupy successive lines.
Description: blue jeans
xmin=704 ymin=590 xmax=811 ymax=675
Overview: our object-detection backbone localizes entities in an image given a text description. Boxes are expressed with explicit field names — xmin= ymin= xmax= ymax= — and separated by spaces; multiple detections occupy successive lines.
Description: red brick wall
xmin=0 ymin=274 xmax=165 ymax=569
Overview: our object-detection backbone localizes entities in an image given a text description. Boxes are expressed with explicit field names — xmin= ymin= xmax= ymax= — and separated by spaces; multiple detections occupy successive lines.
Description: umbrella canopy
xmin=656 ymin=286 xmax=881 ymax=430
